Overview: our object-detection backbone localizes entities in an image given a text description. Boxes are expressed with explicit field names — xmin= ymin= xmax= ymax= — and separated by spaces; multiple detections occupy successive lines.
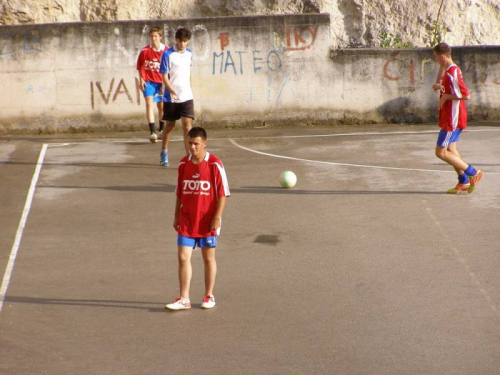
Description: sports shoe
xmin=446 ymin=182 xmax=470 ymax=194
xmin=160 ymin=150 xmax=169 ymax=166
xmin=201 ymin=295 xmax=216 ymax=309
xmin=165 ymin=298 xmax=191 ymax=310
xmin=467 ymin=170 xmax=483 ymax=194
xmin=149 ymin=133 xmax=158 ymax=143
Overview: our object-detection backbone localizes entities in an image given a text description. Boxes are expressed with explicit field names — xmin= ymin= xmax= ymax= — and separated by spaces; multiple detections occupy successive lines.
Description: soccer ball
xmin=279 ymin=171 xmax=297 ymax=188
xmin=149 ymin=133 xmax=158 ymax=143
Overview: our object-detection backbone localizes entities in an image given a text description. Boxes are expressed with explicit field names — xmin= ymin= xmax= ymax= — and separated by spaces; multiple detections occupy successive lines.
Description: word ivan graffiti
xmin=90 ymin=78 xmax=143 ymax=109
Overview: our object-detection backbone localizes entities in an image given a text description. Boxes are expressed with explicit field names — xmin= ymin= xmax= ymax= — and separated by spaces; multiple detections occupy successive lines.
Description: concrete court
xmin=0 ymin=124 xmax=499 ymax=375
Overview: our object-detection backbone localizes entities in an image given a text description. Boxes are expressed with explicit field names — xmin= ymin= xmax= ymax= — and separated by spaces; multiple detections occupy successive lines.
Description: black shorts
xmin=162 ymin=100 xmax=195 ymax=121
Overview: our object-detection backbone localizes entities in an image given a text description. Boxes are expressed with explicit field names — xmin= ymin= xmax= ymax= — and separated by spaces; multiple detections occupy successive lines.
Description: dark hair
xmin=175 ymin=27 xmax=192 ymax=40
xmin=433 ymin=42 xmax=451 ymax=56
xmin=149 ymin=26 xmax=163 ymax=36
xmin=188 ymin=127 xmax=207 ymax=140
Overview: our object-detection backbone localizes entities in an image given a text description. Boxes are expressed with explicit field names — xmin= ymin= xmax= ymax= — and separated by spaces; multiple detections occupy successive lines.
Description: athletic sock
xmin=464 ymin=165 xmax=477 ymax=176
xmin=458 ymin=173 xmax=468 ymax=184
xmin=148 ymin=122 xmax=155 ymax=134
xmin=159 ymin=121 xmax=165 ymax=132
xmin=161 ymin=147 xmax=168 ymax=155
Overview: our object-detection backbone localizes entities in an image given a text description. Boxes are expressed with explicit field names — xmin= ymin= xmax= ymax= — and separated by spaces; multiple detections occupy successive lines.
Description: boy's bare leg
xmin=435 ymin=146 xmax=468 ymax=172
xmin=201 ymin=247 xmax=217 ymax=296
xmin=157 ymin=102 xmax=163 ymax=128
xmin=178 ymin=246 xmax=193 ymax=300
xmin=145 ymin=96 xmax=155 ymax=124
xmin=162 ymin=121 xmax=176 ymax=148
xmin=447 ymin=142 xmax=465 ymax=176
xmin=181 ymin=117 xmax=193 ymax=155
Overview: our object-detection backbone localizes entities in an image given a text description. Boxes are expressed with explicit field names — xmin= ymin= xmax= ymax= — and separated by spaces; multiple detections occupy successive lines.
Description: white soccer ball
xmin=279 ymin=171 xmax=297 ymax=188
xmin=149 ymin=133 xmax=158 ymax=143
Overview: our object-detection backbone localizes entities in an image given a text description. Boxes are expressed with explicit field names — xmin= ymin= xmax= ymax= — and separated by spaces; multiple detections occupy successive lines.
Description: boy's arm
xmin=173 ymin=195 xmax=181 ymax=231
xmin=138 ymin=71 xmax=146 ymax=91
xmin=210 ymin=196 xmax=227 ymax=232
xmin=162 ymin=73 xmax=179 ymax=101
xmin=136 ymin=50 xmax=146 ymax=91
xmin=439 ymin=93 xmax=470 ymax=109
xmin=433 ymin=66 xmax=444 ymax=91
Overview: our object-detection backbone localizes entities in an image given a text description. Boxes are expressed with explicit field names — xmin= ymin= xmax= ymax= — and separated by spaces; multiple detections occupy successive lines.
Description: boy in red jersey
xmin=433 ymin=42 xmax=483 ymax=194
xmin=136 ymin=27 xmax=166 ymax=142
xmin=165 ymin=127 xmax=230 ymax=310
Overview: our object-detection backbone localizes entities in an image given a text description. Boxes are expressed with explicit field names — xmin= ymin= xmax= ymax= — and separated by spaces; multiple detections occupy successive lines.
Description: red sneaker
xmin=446 ymin=182 xmax=470 ymax=194
xmin=468 ymin=170 xmax=483 ymax=194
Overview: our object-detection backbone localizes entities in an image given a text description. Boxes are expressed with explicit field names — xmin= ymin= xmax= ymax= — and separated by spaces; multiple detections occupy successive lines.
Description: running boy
xmin=159 ymin=27 xmax=194 ymax=166
xmin=433 ymin=42 xmax=483 ymax=194
xmin=136 ymin=26 xmax=167 ymax=143
xmin=165 ymin=127 xmax=230 ymax=310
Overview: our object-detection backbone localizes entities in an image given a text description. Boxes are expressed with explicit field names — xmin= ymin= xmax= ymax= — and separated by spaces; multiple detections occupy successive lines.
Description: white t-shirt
xmin=159 ymin=46 xmax=193 ymax=103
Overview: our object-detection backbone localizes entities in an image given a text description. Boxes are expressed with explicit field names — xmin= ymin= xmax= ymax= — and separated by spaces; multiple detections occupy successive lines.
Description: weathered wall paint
xmin=0 ymin=14 xmax=498 ymax=134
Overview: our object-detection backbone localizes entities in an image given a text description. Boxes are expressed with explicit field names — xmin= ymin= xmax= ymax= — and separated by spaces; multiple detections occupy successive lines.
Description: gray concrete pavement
xmin=1 ymin=124 xmax=500 ymax=374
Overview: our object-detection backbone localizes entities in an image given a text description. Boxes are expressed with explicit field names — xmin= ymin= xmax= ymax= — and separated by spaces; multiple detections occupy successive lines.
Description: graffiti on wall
xmin=211 ymin=26 xmax=318 ymax=76
xmin=90 ymin=78 xmax=141 ymax=109
xmin=383 ymin=52 xmax=500 ymax=86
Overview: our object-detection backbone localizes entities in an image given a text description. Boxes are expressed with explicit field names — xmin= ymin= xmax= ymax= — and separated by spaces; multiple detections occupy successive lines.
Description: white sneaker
xmin=165 ymin=298 xmax=191 ymax=310
xmin=149 ymin=133 xmax=158 ymax=143
xmin=201 ymin=295 xmax=216 ymax=309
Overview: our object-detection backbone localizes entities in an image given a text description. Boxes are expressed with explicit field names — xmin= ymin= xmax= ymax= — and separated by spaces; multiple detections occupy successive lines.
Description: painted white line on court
xmin=231 ymin=128 xmax=500 ymax=140
xmin=230 ymin=139 xmax=457 ymax=173
xmin=425 ymin=204 xmax=499 ymax=317
xmin=229 ymin=139 xmax=500 ymax=175
xmin=0 ymin=144 xmax=48 ymax=314
xmin=42 ymin=127 xmax=500 ymax=147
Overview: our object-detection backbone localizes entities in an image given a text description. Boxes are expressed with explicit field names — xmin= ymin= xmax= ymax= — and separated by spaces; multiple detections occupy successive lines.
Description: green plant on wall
xmin=379 ymin=31 xmax=414 ymax=48
xmin=428 ymin=0 xmax=446 ymax=47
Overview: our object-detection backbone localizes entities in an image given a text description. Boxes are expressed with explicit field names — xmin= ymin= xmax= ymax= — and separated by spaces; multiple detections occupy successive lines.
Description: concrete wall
xmin=0 ymin=14 xmax=499 ymax=134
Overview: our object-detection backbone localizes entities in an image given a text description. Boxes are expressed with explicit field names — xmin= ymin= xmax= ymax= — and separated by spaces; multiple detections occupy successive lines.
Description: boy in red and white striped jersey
xmin=166 ymin=127 xmax=230 ymax=310
xmin=433 ymin=42 xmax=483 ymax=194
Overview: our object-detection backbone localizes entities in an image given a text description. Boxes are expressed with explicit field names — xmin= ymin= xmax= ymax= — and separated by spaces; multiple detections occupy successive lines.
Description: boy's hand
xmin=432 ymin=83 xmax=442 ymax=91
xmin=211 ymin=217 xmax=221 ymax=232
xmin=439 ymin=96 xmax=447 ymax=110
xmin=173 ymin=217 xmax=179 ymax=232
xmin=140 ymin=79 xmax=146 ymax=91
xmin=171 ymin=92 xmax=179 ymax=102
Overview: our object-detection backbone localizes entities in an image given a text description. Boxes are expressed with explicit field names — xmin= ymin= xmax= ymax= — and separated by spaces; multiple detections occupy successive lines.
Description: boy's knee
xmin=435 ymin=147 xmax=445 ymax=158
xmin=164 ymin=122 xmax=175 ymax=132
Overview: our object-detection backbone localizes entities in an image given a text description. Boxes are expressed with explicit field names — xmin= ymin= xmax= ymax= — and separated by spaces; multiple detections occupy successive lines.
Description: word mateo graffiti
xmin=211 ymin=26 xmax=319 ymax=75
xmin=213 ymin=50 xmax=282 ymax=75
xmin=90 ymin=78 xmax=143 ymax=109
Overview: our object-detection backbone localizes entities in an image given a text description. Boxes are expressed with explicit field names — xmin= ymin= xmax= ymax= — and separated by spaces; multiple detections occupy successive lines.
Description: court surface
xmin=1 ymin=124 xmax=500 ymax=374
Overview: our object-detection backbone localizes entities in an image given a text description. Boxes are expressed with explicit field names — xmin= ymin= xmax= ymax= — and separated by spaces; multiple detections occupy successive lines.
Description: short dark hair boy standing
xmin=165 ymin=127 xmax=230 ymax=310
xmin=159 ymin=27 xmax=194 ymax=166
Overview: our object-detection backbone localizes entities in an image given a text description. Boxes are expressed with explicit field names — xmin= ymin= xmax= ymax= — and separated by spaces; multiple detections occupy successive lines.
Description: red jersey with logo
xmin=136 ymin=43 xmax=166 ymax=83
xmin=439 ymin=64 xmax=470 ymax=131
xmin=176 ymin=152 xmax=230 ymax=238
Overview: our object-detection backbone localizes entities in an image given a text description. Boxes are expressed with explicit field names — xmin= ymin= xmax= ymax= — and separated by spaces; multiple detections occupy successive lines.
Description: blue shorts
xmin=437 ymin=129 xmax=462 ymax=148
xmin=143 ymin=81 xmax=163 ymax=102
xmin=177 ymin=235 xmax=218 ymax=249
